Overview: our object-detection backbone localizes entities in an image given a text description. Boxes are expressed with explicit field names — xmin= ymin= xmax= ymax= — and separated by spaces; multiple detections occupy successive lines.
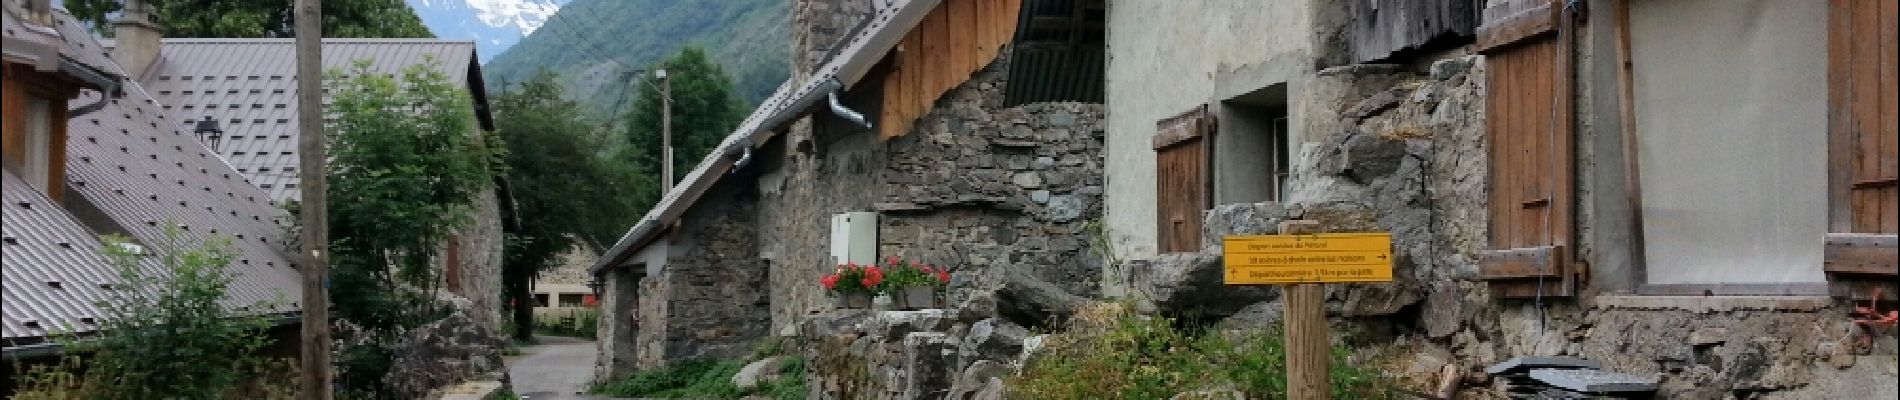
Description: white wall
xmin=1630 ymin=0 xmax=1829 ymax=286
xmin=1104 ymin=0 xmax=1314 ymax=261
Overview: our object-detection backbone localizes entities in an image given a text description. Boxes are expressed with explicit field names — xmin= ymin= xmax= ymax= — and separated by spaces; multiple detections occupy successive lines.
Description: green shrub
xmin=1010 ymin=303 xmax=1396 ymax=400
xmin=8 ymin=229 xmax=296 ymax=399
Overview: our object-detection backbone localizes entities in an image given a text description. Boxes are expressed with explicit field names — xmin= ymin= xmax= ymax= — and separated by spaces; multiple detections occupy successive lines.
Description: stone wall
xmin=759 ymin=52 xmax=1107 ymax=331
xmin=633 ymin=180 xmax=772 ymax=369
xmin=791 ymin=0 xmax=873 ymax=82
xmin=451 ymin=187 xmax=506 ymax=335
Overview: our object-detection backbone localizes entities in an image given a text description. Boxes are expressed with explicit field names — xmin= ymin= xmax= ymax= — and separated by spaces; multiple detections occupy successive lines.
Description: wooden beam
xmin=1612 ymin=0 xmax=1650 ymax=289
xmin=1479 ymin=246 xmax=1564 ymax=279
xmin=1825 ymin=233 xmax=1899 ymax=275
xmin=1279 ymin=221 xmax=1330 ymax=400
xmin=1476 ymin=0 xmax=1557 ymax=53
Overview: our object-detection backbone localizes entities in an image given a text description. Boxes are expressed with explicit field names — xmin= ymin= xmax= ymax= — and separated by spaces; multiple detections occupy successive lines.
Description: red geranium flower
xmin=820 ymin=274 xmax=840 ymax=290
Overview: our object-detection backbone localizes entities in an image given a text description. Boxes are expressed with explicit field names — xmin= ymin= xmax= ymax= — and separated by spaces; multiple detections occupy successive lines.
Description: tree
xmin=621 ymin=46 xmax=750 ymax=216
xmin=492 ymin=70 xmax=642 ymax=340
xmin=325 ymin=58 xmax=495 ymax=332
xmin=64 ymin=0 xmax=432 ymax=38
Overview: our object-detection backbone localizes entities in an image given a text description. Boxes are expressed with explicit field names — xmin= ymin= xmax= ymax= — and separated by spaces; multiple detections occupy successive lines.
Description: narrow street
xmin=506 ymin=336 xmax=601 ymax=400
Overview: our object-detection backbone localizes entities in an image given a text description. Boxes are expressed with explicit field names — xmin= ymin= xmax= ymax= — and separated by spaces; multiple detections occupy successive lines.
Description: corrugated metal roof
xmin=2 ymin=8 xmax=302 ymax=344
xmin=1002 ymin=0 xmax=1104 ymax=106
xmin=1 ymin=170 xmax=141 ymax=341
xmin=135 ymin=38 xmax=483 ymax=202
xmin=593 ymin=0 xmax=942 ymax=273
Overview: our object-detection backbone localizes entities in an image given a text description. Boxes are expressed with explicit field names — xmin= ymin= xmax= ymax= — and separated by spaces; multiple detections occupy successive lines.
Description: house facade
xmin=103 ymin=12 xmax=511 ymax=333
xmin=591 ymin=0 xmax=1107 ymax=379
xmin=1102 ymin=0 xmax=1896 ymax=396
xmin=2 ymin=0 xmax=301 ymax=359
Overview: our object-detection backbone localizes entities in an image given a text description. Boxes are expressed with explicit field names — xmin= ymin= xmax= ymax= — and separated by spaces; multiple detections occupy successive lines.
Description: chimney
xmin=23 ymin=0 xmax=53 ymax=25
xmin=110 ymin=0 xmax=160 ymax=77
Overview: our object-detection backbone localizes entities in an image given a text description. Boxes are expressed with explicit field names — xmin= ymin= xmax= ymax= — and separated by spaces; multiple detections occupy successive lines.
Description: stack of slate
xmin=1485 ymin=357 xmax=1659 ymax=399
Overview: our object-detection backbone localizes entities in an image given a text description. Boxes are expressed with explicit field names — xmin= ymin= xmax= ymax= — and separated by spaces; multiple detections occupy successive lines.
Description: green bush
xmin=532 ymin=308 xmax=600 ymax=339
xmin=8 ymin=229 xmax=296 ymax=399
xmin=1009 ymin=303 xmax=1396 ymax=400
xmin=592 ymin=356 xmax=807 ymax=399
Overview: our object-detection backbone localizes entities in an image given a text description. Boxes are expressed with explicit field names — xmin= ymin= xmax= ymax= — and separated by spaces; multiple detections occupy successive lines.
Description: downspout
xmin=63 ymin=57 xmax=123 ymax=118
xmin=829 ymin=90 xmax=872 ymax=129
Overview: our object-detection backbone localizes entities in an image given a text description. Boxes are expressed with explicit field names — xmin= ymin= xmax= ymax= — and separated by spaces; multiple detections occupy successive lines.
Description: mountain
xmin=406 ymin=0 xmax=569 ymax=62
xmin=481 ymin=0 xmax=789 ymax=114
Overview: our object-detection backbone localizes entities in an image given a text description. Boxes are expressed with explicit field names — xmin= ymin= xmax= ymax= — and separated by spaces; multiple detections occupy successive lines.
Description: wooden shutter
xmin=1824 ymin=0 xmax=1898 ymax=294
xmin=1475 ymin=0 xmax=1577 ymax=298
xmin=1154 ymin=106 xmax=1215 ymax=254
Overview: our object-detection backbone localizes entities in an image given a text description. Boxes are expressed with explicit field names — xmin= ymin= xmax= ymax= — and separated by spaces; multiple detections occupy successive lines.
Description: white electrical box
xmin=830 ymin=212 xmax=878 ymax=265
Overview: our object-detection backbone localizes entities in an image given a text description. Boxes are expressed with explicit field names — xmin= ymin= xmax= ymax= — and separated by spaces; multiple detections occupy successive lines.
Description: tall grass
xmin=1009 ymin=303 xmax=1395 ymax=400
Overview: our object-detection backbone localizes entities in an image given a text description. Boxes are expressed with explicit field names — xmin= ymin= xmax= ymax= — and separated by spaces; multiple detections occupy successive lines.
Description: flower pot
xmin=897 ymin=286 xmax=937 ymax=310
xmin=834 ymin=292 xmax=873 ymax=309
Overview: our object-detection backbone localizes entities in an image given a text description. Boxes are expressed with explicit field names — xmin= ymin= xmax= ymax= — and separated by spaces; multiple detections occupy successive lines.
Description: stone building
xmin=102 ymin=0 xmax=510 ymax=333
xmin=591 ymin=0 xmax=1106 ymax=380
xmin=1102 ymin=0 xmax=1897 ymax=397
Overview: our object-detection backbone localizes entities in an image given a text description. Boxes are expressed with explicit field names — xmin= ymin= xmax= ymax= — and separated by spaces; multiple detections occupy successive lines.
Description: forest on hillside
xmin=482 ymin=0 xmax=789 ymax=115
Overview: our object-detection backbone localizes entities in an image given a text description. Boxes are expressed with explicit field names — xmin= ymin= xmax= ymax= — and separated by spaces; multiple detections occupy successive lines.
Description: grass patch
xmin=592 ymin=356 xmax=807 ymax=399
xmin=1009 ymin=303 xmax=1397 ymax=400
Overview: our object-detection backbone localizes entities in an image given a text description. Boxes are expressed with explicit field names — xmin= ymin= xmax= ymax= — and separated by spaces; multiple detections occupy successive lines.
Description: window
xmin=1215 ymin=83 xmax=1292 ymax=204
xmin=1152 ymin=106 xmax=1215 ymax=253
xmin=558 ymin=293 xmax=585 ymax=308
xmin=533 ymin=293 xmax=550 ymax=307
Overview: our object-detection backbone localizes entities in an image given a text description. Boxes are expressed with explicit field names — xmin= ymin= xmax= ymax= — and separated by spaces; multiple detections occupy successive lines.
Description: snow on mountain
xmin=408 ymin=0 xmax=568 ymax=63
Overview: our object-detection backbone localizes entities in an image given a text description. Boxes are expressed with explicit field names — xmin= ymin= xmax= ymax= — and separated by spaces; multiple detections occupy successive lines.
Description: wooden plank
xmin=920 ymin=5 xmax=949 ymax=108
xmin=1552 ymin=1 xmax=1578 ymax=274
xmin=1612 ymin=0 xmax=1649 ymax=284
xmin=881 ymin=47 xmax=908 ymax=139
xmin=949 ymin=0 xmax=979 ymax=74
xmin=1349 ymin=0 xmax=1482 ymax=63
xmin=1853 ymin=0 xmax=1881 ymax=233
xmin=1476 ymin=0 xmax=1555 ymax=52
xmin=1153 ymin=106 xmax=1211 ymax=150
xmin=1479 ymin=246 xmax=1564 ymax=279
xmin=1824 ymin=233 xmax=1899 ymax=275
xmin=1829 ymin=0 xmax=1857 ymax=232
xmin=1880 ymin=0 xmax=1898 ymax=233
xmin=903 ymin=31 xmax=926 ymax=133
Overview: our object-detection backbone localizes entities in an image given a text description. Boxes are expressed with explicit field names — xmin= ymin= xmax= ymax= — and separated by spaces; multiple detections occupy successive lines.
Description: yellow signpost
xmin=1225 ymin=225 xmax=1395 ymax=400
xmin=1223 ymin=233 xmax=1395 ymax=284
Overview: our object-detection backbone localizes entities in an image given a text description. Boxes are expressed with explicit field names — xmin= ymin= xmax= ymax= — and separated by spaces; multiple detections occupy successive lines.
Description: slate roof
xmin=133 ymin=38 xmax=490 ymax=202
xmin=2 ymin=7 xmax=300 ymax=346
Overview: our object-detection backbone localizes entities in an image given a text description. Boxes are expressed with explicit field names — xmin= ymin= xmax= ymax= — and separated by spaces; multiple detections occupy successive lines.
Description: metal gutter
xmin=2 ymin=312 xmax=301 ymax=360
xmin=63 ymin=55 xmax=124 ymax=117
xmin=590 ymin=0 xmax=944 ymax=274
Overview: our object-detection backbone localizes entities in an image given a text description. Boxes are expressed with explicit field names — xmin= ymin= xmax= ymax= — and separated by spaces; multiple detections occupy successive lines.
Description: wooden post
xmin=659 ymin=70 xmax=673 ymax=194
xmin=1611 ymin=0 xmax=1649 ymax=285
xmin=293 ymin=0 xmax=332 ymax=398
xmin=1279 ymin=220 xmax=1329 ymax=400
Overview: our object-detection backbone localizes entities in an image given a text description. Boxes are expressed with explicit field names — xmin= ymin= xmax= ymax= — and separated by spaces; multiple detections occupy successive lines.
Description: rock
xmin=902 ymin=332 xmax=961 ymax=400
xmin=381 ymin=311 xmax=509 ymax=400
xmin=1214 ymin=300 xmax=1283 ymax=332
xmin=733 ymin=356 xmax=787 ymax=389
xmin=870 ymin=309 xmax=956 ymax=340
xmin=1126 ymin=252 xmax=1275 ymax=317
xmin=1340 ymin=283 xmax=1419 ymax=317
xmin=1047 ymin=111 xmax=1076 ymax=127
xmin=1018 ymin=334 xmax=1048 ymax=367
xmin=1689 ymin=327 xmax=1728 ymax=346
xmin=1341 ymin=133 xmax=1407 ymax=182
xmin=993 ymin=265 xmax=1089 ymax=327
xmin=1030 ymin=190 xmax=1051 ymax=203
xmin=1344 ymin=88 xmax=1403 ymax=121
xmin=947 ymin=360 xmax=1013 ymax=400
xmin=970 ymin=377 xmax=1008 ymax=400
xmin=1201 ymin=202 xmax=1289 ymax=249
xmin=1045 ymin=195 xmax=1087 ymax=223
xmin=1170 ymin=384 xmax=1246 ymax=400
xmin=1287 ymin=201 xmax=1382 ymax=232
xmin=955 ymin=290 xmax=1001 ymax=324
xmin=1012 ymin=172 xmax=1043 ymax=188
xmin=1430 ymin=56 xmax=1476 ymax=80
xmin=1420 ymin=282 xmax=1465 ymax=338
xmin=964 ymin=318 xmax=1030 ymax=361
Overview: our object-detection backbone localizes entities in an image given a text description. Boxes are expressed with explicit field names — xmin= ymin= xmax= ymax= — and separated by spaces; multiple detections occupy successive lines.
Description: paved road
xmin=507 ymin=336 xmax=601 ymax=400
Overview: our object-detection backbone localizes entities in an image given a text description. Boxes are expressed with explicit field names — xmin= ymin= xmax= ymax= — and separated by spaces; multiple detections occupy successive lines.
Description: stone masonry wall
xmin=760 ymin=50 xmax=1107 ymax=331
xmin=451 ymin=187 xmax=506 ymax=334
xmin=633 ymin=181 xmax=772 ymax=369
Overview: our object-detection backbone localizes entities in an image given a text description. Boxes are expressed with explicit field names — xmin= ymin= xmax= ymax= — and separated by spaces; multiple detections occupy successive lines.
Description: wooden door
xmin=1154 ymin=106 xmax=1214 ymax=254
xmin=1824 ymin=0 xmax=1898 ymax=292
xmin=1475 ymin=0 xmax=1576 ymax=297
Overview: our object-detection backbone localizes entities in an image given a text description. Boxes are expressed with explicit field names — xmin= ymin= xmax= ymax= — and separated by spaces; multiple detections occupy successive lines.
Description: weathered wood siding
xmin=1349 ymin=0 xmax=1480 ymax=63
xmin=877 ymin=0 xmax=1021 ymax=139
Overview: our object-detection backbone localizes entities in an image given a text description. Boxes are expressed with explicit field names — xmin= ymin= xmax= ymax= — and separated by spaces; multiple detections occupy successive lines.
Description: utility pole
xmin=293 ymin=0 xmax=332 ymax=398
xmin=658 ymin=68 xmax=673 ymax=194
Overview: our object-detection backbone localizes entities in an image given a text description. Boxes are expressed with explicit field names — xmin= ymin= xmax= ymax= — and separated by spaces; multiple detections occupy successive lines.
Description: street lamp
xmin=193 ymin=117 xmax=223 ymax=152
xmin=630 ymin=68 xmax=672 ymax=194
